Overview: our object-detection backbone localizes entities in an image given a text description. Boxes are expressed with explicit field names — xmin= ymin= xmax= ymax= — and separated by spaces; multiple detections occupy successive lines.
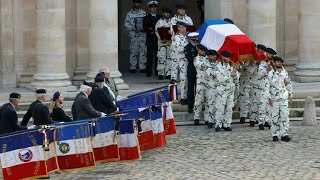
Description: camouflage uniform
xmin=250 ymin=63 xmax=259 ymax=123
xmin=257 ymin=61 xmax=271 ymax=126
xmin=268 ymin=68 xmax=293 ymax=137
xmin=193 ymin=55 xmax=209 ymax=120
xmin=205 ymin=59 xmax=219 ymax=123
xmin=214 ymin=62 xmax=239 ymax=128
xmin=169 ymin=14 xmax=193 ymax=34
xmin=171 ymin=33 xmax=188 ymax=99
xmin=239 ymin=62 xmax=256 ymax=118
xmin=124 ymin=9 xmax=147 ymax=70
xmin=155 ymin=18 xmax=172 ymax=76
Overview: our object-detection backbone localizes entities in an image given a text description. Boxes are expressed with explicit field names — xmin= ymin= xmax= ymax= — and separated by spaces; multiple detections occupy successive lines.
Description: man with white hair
xmin=21 ymin=89 xmax=53 ymax=126
xmin=72 ymin=84 xmax=106 ymax=120
xmin=99 ymin=66 xmax=122 ymax=101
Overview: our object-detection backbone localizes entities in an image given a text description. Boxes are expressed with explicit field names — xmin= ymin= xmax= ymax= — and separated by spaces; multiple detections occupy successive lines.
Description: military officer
xmin=124 ymin=0 xmax=147 ymax=73
xmin=144 ymin=1 xmax=161 ymax=77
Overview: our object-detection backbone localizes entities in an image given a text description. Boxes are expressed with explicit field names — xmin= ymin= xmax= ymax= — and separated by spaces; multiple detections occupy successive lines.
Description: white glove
xmin=116 ymin=107 xmax=119 ymax=112
xmin=101 ymin=112 xmax=106 ymax=117
xmin=27 ymin=125 xmax=36 ymax=129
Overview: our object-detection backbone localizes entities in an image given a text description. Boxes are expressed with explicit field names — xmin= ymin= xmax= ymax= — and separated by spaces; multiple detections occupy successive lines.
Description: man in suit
xmin=21 ymin=89 xmax=54 ymax=126
xmin=0 ymin=93 xmax=27 ymax=134
xmin=72 ymin=84 xmax=106 ymax=120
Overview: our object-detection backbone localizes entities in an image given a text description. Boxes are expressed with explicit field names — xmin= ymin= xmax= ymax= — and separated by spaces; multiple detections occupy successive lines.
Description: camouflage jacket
xmin=155 ymin=18 xmax=172 ymax=46
xmin=205 ymin=60 xmax=219 ymax=88
xmin=268 ymin=67 xmax=293 ymax=101
xmin=194 ymin=55 xmax=208 ymax=86
xmin=169 ymin=14 xmax=193 ymax=34
xmin=240 ymin=62 xmax=257 ymax=85
xmin=256 ymin=61 xmax=271 ymax=92
xmin=171 ymin=33 xmax=188 ymax=58
xmin=212 ymin=62 xmax=239 ymax=91
xmin=124 ymin=9 xmax=146 ymax=33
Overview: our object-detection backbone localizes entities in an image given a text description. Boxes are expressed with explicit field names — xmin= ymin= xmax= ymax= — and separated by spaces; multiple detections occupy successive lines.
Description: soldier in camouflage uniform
xmin=169 ymin=4 xmax=193 ymax=34
xmin=240 ymin=44 xmax=267 ymax=124
xmin=193 ymin=44 xmax=208 ymax=125
xmin=214 ymin=51 xmax=239 ymax=132
xmin=170 ymin=21 xmax=188 ymax=104
xmin=124 ymin=0 xmax=147 ymax=73
xmin=155 ymin=8 xmax=172 ymax=80
xmin=268 ymin=56 xmax=292 ymax=142
xmin=205 ymin=50 xmax=219 ymax=127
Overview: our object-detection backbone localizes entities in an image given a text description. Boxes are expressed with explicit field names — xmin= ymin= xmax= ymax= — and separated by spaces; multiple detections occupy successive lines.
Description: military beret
xmin=176 ymin=4 xmax=186 ymax=10
xmin=95 ymin=75 xmax=105 ymax=83
xmin=133 ymin=0 xmax=142 ymax=3
xmin=53 ymin=91 xmax=61 ymax=101
xmin=197 ymin=44 xmax=208 ymax=52
xmin=257 ymin=44 xmax=267 ymax=51
xmin=176 ymin=21 xmax=187 ymax=27
xmin=272 ymin=56 xmax=284 ymax=63
xmin=265 ymin=48 xmax=277 ymax=55
xmin=10 ymin=92 xmax=21 ymax=99
xmin=221 ymin=51 xmax=231 ymax=58
xmin=208 ymin=50 xmax=218 ymax=56
xmin=162 ymin=8 xmax=172 ymax=14
xmin=223 ymin=18 xmax=234 ymax=24
xmin=36 ymin=89 xmax=46 ymax=94
xmin=147 ymin=1 xmax=158 ymax=7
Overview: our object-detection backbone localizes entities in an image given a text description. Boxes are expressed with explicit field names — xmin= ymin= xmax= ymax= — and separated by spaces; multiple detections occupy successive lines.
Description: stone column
xmin=31 ymin=0 xmax=76 ymax=92
xmin=86 ymin=0 xmax=128 ymax=89
xmin=246 ymin=0 xmax=277 ymax=48
xmin=294 ymin=0 xmax=320 ymax=82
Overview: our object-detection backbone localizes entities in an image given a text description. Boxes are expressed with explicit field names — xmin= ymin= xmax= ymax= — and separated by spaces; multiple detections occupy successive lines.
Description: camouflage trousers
xmin=215 ymin=89 xmax=234 ymax=128
xmin=270 ymin=100 xmax=289 ymax=137
xmin=193 ymin=84 xmax=209 ymax=120
xmin=249 ymin=86 xmax=259 ymax=122
xmin=129 ymin=33 xmax=147 ymax=70
xmin=239 ymin=84 xmax=252 ymax=118
xmin=258 ymin=92 xmax=271 ymax=125
xmin=157 ymin=44 xmax=171 ymax=76
xmin=207 ymin=87 xmax=217 ymax=123
xmin=171 ymin=57 xmax=188 ymax=99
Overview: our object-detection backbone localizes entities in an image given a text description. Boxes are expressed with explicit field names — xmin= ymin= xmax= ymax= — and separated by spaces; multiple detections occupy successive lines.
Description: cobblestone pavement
xmin=50 ymin=121 xmax=320 ymax=180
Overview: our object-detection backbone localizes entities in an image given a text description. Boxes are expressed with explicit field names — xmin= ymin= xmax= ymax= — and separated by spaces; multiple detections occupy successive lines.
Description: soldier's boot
xmin=166 ymin=75 xmax=171 ymax=79
xmin=240 ymin=117 xmax=246 ymax=124
xmin=158 ymin=75 xmax=164 ymax=80
xmin=264 ymin=122 xmax=271 ymax=129
xmin=208 ymin=122 xmax=213 ymax=128
xmin=205 ymin=121 xmax=209 ymax=125
xmin=273 ymin=136 xmax=279 ymax=142
xmin=224 ymin=127 xmax=232 ymax=131
xmin=194 ymin=119 xmax=200 ymax=125
xmin=170 ymin=79 xmax=176 ymax=84
xmin=140 ymin=69 xmax=146 ymax=73
xmin=249 ymin=121 xmax=255 ymax=127
xmin=258 ymin=124 xmax=265 ymax=130
xmin=215 ymin=127 xmax=221 ymax=132
xmin=130 ymin=69 xmax=137 ymax=73
xmin=281 ymin=135 xmax=291 ymax=142
xmin=180 ymin=99 xmax=188 ymax=105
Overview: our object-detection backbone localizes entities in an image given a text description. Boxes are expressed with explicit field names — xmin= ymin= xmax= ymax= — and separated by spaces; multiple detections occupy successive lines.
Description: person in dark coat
xmin=184 ymin=32 xmax=199 ymax=111
xmin=0 ymin=93 xmax=27 ymax=134
xmin=49 ymin=91 xmax=72 ymax=122
xmin=21 ymin=89 xmax=54 ymax=126
xmin=89 ymin=75 xmax=118 ymax=115
xmin=143 ymin=1 xmax=161 ymax=77
xmin=72 ymin=84 xmax=105 ymax=120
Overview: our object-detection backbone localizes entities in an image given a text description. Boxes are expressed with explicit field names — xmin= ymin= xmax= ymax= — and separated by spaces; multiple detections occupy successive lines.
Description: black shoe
xmin=180 ymin=99 xmax=187 ymax=105
xmin=130 ymin=69 xmax=136 ymax=73
xmin=194 ymin=119 xmax=200 ymax=125
xmin=166 ymin=75 xmax=171 ymax=79
xmin=158 ymin=75 xmax=164 ymax=80
xmin=273 ymin=136 xmax=279 ymax=142
xmin=281 ymin=135 xmax=291 ymax=142
xmin=140 ymin=69 xmax=146 ymax=73
xmin=155 ymin=71 xmax=158 ymax=76
xmin=249 ymin=121 xmax=255 ymax=127
xmin=255 ymin=121 xmax=259 ymax=124
xmin=208 ymin=122 xmax=214 ymax=128
xmin=259 ymin=124 xmax=265 ymax=130
xmin=170 ymin=79 xmax=176 ymax=84
xmin=224 ymin=127 xmax=232 ymax=131
xmin=205 ymin=121 xmax=209 ymax=125
xmin=188 ymin=108 xmax=193 ymax=113
xmin=146 ymin=73 xmax=151 ymax=77
xmin=240 ymin=117 xmax=246 ymax=124
xmin=264 ymin=122 xmax=271 ymax=129
xmin=215 ymin=127 xmax=221 ymax=132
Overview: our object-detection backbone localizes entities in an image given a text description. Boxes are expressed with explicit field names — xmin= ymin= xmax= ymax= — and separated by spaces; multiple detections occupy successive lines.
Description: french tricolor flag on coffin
xmin=55 ymin=122 xmax=96 ymax=171
xmin=0 ymin=130 xmax=48 ymax=180
xmin=91 ymin=116 xmax=120 ymax=162
xmin=197 ymin=20 xmax=265 ymax=63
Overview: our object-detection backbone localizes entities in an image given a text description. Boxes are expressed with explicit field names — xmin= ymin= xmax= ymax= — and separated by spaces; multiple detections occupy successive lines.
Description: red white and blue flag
xmin=197 ymin=20 xmax=265 ymax=63
xmin=150 ymin=107 xmax=166 ymax=148
xmin=91 ymin=116 xmax=120 ymax=162
xmin=169 ymin=84 xmax=178 ymax=101
xmin=0 ymin=130 xmax=49 ymax=180
xmin=162 ymin=102 xmax=177 ymax=135
xmin=137 ymin=107 xmax=155 ymax=151
xmin=55 ymin=122 xmax=96 ymax=171
xmin=42 ymin=128 xmax=59 ymax=173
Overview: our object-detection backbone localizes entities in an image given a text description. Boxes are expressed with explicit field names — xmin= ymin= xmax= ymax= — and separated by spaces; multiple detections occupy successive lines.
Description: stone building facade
xmin=0 ymin=0 xmax=318 ymax=91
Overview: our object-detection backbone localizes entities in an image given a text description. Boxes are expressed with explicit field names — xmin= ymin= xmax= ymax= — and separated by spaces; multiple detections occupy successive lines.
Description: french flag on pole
xmin=91 ymin=116 xmax=120 ymax=162
xmin=169 ymin=84 xmax=178 ymax=102
xmin=118 ymin=118 xmax=141 ymax=161
xmin=150 ymin=107 xmax=166 ymax=148
xmin=162 ymin=102 xmax=177 ymax=135
xmin=137 ymin=107 xmax=155 ymax=151
xmin=197 ymin=20 xmax=264 ymax=63
xmin=0 ymin=130 xmax=48 ymax=180
xmin=55 ymin=122 xmax=96 ymax=171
